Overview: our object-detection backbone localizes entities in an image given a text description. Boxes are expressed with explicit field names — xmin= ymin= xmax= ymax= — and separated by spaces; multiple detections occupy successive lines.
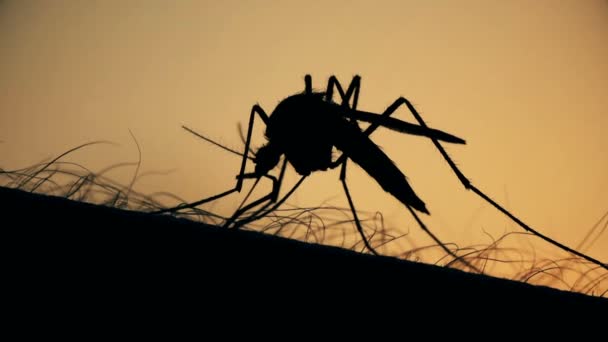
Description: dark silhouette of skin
xmin=155 ymin=75 xmax=607 ymax=272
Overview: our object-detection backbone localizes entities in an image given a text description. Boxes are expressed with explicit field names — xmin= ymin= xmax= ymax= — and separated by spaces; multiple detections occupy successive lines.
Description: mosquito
xmin=156 ymin=75 xmax=607 ymax=271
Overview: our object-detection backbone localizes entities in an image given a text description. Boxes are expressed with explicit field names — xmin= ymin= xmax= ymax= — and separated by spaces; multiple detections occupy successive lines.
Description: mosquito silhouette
xmin=156 ymin=75 xmax=607 ymax=271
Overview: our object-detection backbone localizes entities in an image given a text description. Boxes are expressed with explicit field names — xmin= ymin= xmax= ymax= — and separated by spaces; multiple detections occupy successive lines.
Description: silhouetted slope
xmin=3 ymin=186 xmax=605 ymax=315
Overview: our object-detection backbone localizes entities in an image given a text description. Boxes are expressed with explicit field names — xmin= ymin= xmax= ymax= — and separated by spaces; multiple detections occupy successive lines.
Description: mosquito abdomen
xmin=334 ymin=121 xmax=429 ymax=214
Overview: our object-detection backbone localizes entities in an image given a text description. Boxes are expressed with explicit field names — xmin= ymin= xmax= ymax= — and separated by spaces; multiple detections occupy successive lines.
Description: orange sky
xmin=1 ymin=1 xmax=607 ymax=273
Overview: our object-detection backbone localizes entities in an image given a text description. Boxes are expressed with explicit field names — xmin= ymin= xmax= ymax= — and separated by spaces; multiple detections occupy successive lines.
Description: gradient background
xmin=1 ymin=1 xmax=607 ymax=275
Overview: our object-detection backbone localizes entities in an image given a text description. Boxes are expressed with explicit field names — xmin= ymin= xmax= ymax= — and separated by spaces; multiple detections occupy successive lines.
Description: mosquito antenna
xmin=182 ymin=125 xmax=254 ymax=161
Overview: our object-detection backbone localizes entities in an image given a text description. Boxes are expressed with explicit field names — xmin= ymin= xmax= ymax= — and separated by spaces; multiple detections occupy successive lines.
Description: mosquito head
xmin=254 ymin=142 xmax=281 ymax=176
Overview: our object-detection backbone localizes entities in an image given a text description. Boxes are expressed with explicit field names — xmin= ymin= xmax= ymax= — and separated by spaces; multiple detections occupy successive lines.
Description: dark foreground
xmin=3 ymin=186 xmax=606 ymax=319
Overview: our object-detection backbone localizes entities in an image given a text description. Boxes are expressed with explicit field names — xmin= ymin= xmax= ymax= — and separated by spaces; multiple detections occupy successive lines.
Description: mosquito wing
xmin=345 ymin=110 xmax=466 ymax=144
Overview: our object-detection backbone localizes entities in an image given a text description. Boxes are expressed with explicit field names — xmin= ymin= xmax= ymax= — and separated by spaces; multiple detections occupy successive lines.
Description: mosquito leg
xmin=345 ymin=76 xmax=361 ymax=110
xmin=230 ymin=165 xmax=310 ymax=230
xmin=327 ymin=75 xmax=362 ymax=169
xmin=339 ymin=161 xmax=379 ymax=255
xmin=305 ymin=75 xmax=312 ymax=94
xmin=152 ymin=104 xmax=270 ymax=214
xmin=405 ymin=205 xmax=482 ymax=272
xmin=225 ymin=158 xmax=288 ymax=229
xmin=325 ymin=75 xmax=361 ymax=109
xmin=224 ymin=173 xmax=278 ymax=229
xmin=237 ymin=123 xmax=258 ymax=159
xmin=325 ymin=76 xmax=381 ymax=254
xmin=393 ymin=96 xmax=608 ymax=271
xmin=331 ymin=96 xmax=460 ymax=167
xmin=324 ymin=76 xmax=344 ymax=103
xmin=231 ymin=172 xmax=308 ymax=230
xmin=330 ymin=95 xmax=478 ymax=266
